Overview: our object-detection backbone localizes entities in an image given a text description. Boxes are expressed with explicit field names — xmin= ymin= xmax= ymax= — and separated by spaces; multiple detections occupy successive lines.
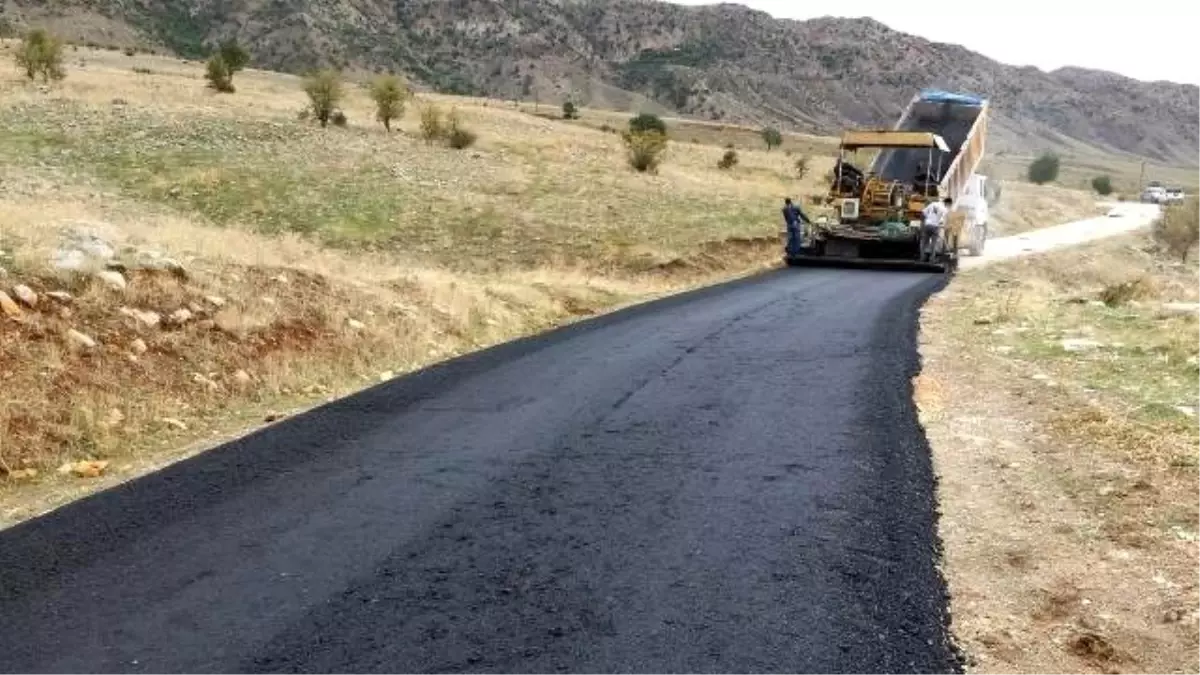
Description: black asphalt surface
xmin=0 ymin=267 xmax=959 ymax=674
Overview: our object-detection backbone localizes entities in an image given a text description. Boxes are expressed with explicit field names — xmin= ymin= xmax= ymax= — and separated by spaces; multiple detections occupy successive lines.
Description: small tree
xmin=629 ymin=112 xmax=667 ymax=136
xmin=1027 ymin=153 xmax=1060 ymax=185
xmin=761 ymin=127 xmax=782 ymax=151
xmin=303 ymin=69 xmax=343 ymax=128
xmin=370 ymin=74 xmax=409 ymax=132
xmin=218 ymin=40 xmax=250 ymax=73
xmin=717 ymin=149 xmax=738 ymax=170
xmin=15 ymin=28 xmax=65 ymax=83
xmin=562 ymin=101 xmax=578 ymax=120
xmin=623 ymin=130 xmax=667 ymax=173
xmin=419 ymin=104 xmax=445 ymax=143
xmin=1154 ymin=199 xmax=1199 ymax=263
xmin=205 ymin=55 xmax=234 ymax=93
xmin=1091 ymin=175 xmax=1113 ymax=196
xmin=794 ymin=155 xmax=810 ymax=179
xmin=444 ymin=108 xmax=477 ymax=149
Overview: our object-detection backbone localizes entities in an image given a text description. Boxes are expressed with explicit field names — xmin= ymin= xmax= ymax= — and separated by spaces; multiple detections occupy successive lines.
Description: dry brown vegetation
xmin=989 ymin=181 xmax=1108 ymax=236
xmin=920 ymin=232 xmax=1199 ymax=673
xmin=0 ymin=44 xmax=831 ymax=523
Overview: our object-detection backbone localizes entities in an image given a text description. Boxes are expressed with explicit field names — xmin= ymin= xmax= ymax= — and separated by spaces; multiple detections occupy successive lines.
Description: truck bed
xmin=870 ymin=91 xmax=987 ymax=198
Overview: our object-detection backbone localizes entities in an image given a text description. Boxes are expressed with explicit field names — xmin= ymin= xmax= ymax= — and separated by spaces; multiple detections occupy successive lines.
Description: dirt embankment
xmin=919 ymin=230 xmax=1199 ymax=673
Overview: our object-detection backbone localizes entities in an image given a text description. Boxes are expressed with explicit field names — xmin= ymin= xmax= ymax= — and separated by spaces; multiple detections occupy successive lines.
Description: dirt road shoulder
xmin=919 ymin=232 xmax=1198 ymax=673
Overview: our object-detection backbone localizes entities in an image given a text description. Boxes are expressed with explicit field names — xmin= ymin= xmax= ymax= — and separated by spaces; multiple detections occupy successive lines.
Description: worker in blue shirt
xmin=783 ymin=198 xmax=809 ymax=255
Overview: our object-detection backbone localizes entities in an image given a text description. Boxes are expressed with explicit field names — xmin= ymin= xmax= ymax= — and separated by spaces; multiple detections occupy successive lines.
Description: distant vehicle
xmin=1165 ymin=188 xmax=1185 ymax=204
xmin=1141 ymin=185 xmax=1168 ymax=203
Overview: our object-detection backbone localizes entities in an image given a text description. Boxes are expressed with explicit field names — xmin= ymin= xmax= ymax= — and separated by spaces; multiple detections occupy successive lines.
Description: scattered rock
xmin=0 ymin=291 xmax=22 ymax=319
xmin=160 ymin=417 xmax=188 ymax=431
xmin=233 ymin=369 xmax=252 ymax=385
xmin=272 ymin=274 xmax=288 ymax=284
xmin=101 ymin=408 xmax=125 ymax=429
xmin=44 ymin=290 xmax=73 ymax=302
xmin=1175 ymin=406 xmax=1196 ymax=418
xmin=129 ymin=338 xmax=148 ymax=354
xmin=188 ymin=301 xmax=203 ymax=314
xmin=973 ymin=316 xmax=994 ymax=325
xmin=1061 ymin=338 xmax=1103 ymax=352
xmin=52 ymin=231 xmax=115 ymax=273
xmin=120 ymin=307 xmax=161 ymax=328
xmin=66 ymin=329 xmax=97 ymax=349
xmin=264 ymin=412 xmax=283 ymax=423
xmin=168 ymin=186 xmax=182 ymax=198
xmin=347 ymin=318 xmax=366 ymax=330
xmin=1162 ymin=302 xmax=1200 ymax=314
xmin=128 ymin=250 xmax=188 ymax=279
xmin=378 ymin=370 xmax=394 ymax=382
xmin=1068 ymin=631 xmax=1116 ymax=662
xmin=204 ymin=295 xmax=226 ymax=308
xmin=169 ymin=308 xmax=194 ymax=325
xmin=58 ymin=460 xmax=110 ymax=478
xmin=95 ymin=269 xmax=127 ymax=291
xmin=261 ymin=296 xmax=276 ymax=305
xmin=5 ymin=468 xmax=38 ymax=480
xmin=11 ymin=284 xmax=37 ymax=307
xmin=191 ymin=373 xmax=219 ymax=390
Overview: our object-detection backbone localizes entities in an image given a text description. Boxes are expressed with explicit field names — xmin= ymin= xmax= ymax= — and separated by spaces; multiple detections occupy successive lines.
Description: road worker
xmin=783 ymin=198 xmax=810 ymax=255
xmin=920 ymin=196 xmax=952 ymax=262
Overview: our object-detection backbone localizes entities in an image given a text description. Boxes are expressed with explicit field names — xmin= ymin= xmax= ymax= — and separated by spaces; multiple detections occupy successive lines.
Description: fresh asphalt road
xmin=0 ymin=267 xmax=959 ymax=674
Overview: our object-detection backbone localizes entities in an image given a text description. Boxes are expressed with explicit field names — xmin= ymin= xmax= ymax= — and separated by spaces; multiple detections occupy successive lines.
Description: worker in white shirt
xmin=920 ymin=197 xmax=952 ymax=262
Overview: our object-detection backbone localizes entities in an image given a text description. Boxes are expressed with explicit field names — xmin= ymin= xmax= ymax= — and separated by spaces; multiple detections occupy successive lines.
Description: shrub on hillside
xmin=795 ymin=155 xmax=810 ymax=179
xmin=205 ymin=55 xmax=234 ymax=93
xmin=218 ymin=40 xmax=250 ymax=73
xmin=623 ymin=130 xmax=667 ymax=173
xmin=303 ymin=69 xmax=343 ymax=127
xmin=419 ymin=104 xmax=445 ymax=143
xmin=717 ymin=149 xmax=738 ymax=170
xmin=1027 ymin=153 xmax=1060 ymax=185
xmin=562 ymin=101 xmax=578 ymax=120
xmin=370 ymin=74 xmax=409 ymax=132
xmin=445 ymin=109 xmax=477 ymax=149
xmin=1153 ymin=198 xmax=1200 ymax=262
xmin=1100 ymin=277 xmax=1158 ymax=307
xmin=331 ymin=109 xmax=348 ymax=127
xmin=761 ymin=127 xmax=782 ymax=151
xmin=203 ymin=41 xmax=249 ymax=94
xmin=1091 ymin=175 xmax=1113 ymax=196
xmin=15 ymin=28 xmax=65 ymax=82
xmin=629 ymin=113 xmax=667 ymax=137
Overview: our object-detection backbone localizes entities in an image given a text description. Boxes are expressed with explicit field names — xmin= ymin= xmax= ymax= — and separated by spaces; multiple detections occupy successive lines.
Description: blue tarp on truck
xmin=919 ymin=89 xmax=986 ymax=106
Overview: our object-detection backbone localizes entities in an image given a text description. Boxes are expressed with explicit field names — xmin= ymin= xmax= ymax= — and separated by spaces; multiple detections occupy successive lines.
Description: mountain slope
xmin=2 ymin=0 xmax=1196 ymax=164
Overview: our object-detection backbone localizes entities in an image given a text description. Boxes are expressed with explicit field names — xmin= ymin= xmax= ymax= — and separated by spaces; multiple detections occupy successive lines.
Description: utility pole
xmin=1138 ymin=160 xmax=1146 ymax=188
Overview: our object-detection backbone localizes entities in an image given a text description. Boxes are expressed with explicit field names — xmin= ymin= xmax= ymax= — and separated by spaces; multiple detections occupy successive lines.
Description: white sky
xmin=667 ymin=1 xmax=1200 ymax=85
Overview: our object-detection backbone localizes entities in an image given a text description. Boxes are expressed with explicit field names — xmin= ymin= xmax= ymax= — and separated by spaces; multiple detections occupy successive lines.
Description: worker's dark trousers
xmin=786 ymin=224 xmax=804 ymax=255
xmin=919 ymin=225 xmax=943 ymax=261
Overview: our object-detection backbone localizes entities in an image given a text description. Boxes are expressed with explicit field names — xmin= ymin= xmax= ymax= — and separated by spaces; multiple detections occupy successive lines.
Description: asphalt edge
xmin=894 ymin=272 xmax=969 ymax=674
xmin=0 ymin=266 xmax=793 ymax=594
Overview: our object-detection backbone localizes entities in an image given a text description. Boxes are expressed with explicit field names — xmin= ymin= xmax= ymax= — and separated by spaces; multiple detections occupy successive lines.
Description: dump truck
xmin=786 ymin=89 xmax=992 ymax=272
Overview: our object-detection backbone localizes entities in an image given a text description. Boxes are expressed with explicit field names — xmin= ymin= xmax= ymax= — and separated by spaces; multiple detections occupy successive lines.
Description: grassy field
xmin=0 ymin=43 xmax=837 ymax=521
xmin=0 ymin=41 xmax=1190 ymax=526
xmin=919 ymin=219 xmax=1199 ymax=672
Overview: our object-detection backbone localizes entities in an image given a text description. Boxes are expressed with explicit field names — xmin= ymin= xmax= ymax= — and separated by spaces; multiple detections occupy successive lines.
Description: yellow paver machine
xmin=786 ymin=89 xmax=992 ymax=273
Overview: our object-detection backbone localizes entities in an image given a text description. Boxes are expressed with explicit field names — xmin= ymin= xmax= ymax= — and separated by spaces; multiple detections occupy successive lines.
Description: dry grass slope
xmin=0 ymin=44 xmax=832 ymax=523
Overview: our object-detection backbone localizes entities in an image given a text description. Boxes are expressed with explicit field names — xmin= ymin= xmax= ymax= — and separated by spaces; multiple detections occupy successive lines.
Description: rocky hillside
xmin=2 ymin=0 xmax=1196 ymax=164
